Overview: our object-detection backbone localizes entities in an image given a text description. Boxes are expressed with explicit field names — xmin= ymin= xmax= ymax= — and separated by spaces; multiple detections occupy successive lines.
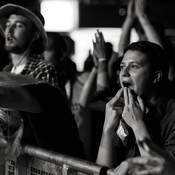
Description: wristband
xmin=99 ymin=58 xmax=106 ymax=62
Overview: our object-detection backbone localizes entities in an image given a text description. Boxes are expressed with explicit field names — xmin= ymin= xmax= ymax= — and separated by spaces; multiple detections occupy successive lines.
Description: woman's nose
xmin=0 ymin=129 xmax=8 ymax=148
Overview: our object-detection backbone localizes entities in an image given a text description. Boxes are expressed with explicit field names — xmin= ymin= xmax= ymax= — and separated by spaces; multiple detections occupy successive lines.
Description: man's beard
xmin=5 ymin=44 xmax=28 ymax=54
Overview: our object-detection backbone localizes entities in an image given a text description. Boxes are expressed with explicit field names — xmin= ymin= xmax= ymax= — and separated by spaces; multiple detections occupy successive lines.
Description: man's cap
xmin=0 ymin=3 xmax=47 ymax=52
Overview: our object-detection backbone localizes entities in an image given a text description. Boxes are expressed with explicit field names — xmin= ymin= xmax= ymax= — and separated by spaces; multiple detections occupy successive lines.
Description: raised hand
xmin=92 ymin=29 xmax=107 ymax=61
xmin=135 ymin=0 xmax=148 ymax=18
xmin=126 ymin=0 xmax=136 ymax=20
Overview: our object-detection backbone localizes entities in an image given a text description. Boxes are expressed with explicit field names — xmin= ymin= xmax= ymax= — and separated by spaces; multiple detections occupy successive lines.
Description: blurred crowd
xmin=0 ymin=0 xmax=175 ymax=174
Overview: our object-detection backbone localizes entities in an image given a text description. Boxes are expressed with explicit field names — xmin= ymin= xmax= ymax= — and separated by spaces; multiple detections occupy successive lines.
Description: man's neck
xmin=145 ymin=93 xmax=160 ymax=113
xmin=10 ymin=52 xmax=29 ymax=67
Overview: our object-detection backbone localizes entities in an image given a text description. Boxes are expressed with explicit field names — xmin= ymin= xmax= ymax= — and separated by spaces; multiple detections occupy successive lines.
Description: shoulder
xmin=158 ymin=96 xmax=175 ymax=123
xmin=29 ymin=56 xmax=56 ymax=67
xmin=166 ymin=98 xmax=175 ymax=111
xmin=28 ymin=56 xmax=58 ymax=73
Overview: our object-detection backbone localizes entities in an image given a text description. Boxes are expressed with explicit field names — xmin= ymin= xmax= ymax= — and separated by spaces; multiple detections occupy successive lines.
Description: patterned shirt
xmin=3 ymin=55 xmax=60 ymax=88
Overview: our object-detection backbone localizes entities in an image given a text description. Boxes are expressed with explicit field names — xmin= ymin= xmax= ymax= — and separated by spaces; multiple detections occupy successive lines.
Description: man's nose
xmin=0 ymin=129 xmax=8 ymax=148
xmin=121 ymin=67 xmax=130 ymax=77
xmin=6 ymin=25 xmax=14 ymax=34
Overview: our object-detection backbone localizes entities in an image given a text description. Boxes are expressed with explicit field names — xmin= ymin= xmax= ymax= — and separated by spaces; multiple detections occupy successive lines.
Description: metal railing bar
xmin=22 ymin=145 xmax=108 ymax=175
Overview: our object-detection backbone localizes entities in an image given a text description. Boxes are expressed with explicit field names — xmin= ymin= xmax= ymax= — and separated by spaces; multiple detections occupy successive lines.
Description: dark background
xmin=0 ymin=0 xmax=175 ymax=29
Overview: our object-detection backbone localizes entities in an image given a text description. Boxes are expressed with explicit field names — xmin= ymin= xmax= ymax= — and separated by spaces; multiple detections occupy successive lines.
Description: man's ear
xmin=153 ymin=70 xmax=163 ymax=84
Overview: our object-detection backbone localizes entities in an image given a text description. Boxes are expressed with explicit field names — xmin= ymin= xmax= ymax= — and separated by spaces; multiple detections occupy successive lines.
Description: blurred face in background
xmin=43 ymin=49 xmax=58 ymax=65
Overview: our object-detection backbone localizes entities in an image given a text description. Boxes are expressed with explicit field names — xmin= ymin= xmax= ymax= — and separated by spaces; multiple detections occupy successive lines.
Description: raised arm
xmin=92 ymin=29 xmax=111 ymax=93
xmin=135 ymin=0 xmax=175 ymax=81
xmin=135 ymin=0 xmax=163 ymax=48
xmin=118 ymin=0 xmax=136 ymax=57
xmin=78 ymin=66 xmax=97 ymax=107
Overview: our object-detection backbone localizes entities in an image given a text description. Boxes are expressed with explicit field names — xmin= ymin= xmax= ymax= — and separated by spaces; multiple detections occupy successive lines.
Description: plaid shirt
xmin=3 ymin=55 xmax=60 ymax=87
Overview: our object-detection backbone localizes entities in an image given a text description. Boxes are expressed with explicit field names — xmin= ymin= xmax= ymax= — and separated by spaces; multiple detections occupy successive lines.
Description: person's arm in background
xmin=135 ymin=0 xmax=175 ymax=82
xmin=135 ymin=0 xmax=163 ymax=47
xmin=78 ymin=63 xmax=97 ymax=107
xmin=78 ymin=45 xmax=100 ymax=107
xmin=118 ymin=0 xmax=136 ymax=57
xmin=79 ymin=29 xmax=108 ymax=107
xmin=93 ymin=29 xmax=111 ymax=92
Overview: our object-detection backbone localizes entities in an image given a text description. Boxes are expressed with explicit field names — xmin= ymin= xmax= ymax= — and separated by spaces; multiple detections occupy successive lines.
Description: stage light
xmin=40 ymin=0 xmax=79 ymax=32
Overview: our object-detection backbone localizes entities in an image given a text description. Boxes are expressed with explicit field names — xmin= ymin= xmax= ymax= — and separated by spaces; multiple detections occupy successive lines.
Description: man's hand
xmin=122 ymin=87 xmax=145 ymax=130
xmin=103 ymin=88 xmax=124 ymax=133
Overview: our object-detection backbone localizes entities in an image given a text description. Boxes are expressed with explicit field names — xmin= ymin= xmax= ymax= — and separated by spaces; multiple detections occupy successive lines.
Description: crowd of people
xmin=0 ymin=0 xmax=175 ymax=175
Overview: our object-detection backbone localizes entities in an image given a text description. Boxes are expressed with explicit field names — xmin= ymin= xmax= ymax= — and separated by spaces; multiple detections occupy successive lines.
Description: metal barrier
xmin=1 ymin=145 xmax=109 ymax=175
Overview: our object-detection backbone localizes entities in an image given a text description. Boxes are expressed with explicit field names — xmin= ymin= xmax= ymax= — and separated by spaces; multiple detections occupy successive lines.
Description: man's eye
xmin=16 ymin=23 xmax=24 ymax=28
xmin=120 ymin=65 xmax=125 ymax=70
xmin=131 ymin=65 xmax=139 ymax=69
